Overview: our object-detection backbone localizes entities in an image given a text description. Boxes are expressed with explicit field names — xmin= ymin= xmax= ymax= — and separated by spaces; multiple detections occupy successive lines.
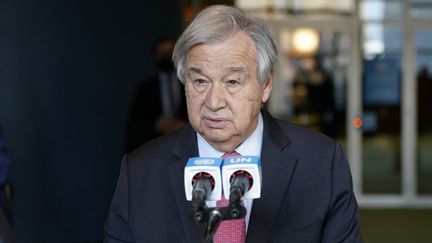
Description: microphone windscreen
xmin=222 ymin=156 xmax=262 ymax=199
xmin=184 ymin=157 xmax=223 ymax=201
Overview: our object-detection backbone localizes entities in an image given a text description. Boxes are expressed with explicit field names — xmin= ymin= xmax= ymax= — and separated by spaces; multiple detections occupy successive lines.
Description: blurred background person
xmin=292 ymin=57 xmax=335 ymax=136
xmin=126 ymin=38 xmax=188 ymax=153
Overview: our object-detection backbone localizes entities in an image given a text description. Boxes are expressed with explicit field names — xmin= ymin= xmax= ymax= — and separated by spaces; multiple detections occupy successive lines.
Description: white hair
xmin=172 ymin=5 xmax=278 ymax=85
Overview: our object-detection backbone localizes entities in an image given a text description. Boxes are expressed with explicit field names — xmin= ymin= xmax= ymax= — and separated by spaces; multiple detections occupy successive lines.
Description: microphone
xmin=184 ymin=157 xmax=223 ymax=202
xmin=222 ymin=156 xmax=262 ymax=201
xmin=229 ymin=170 xmax=253 ymax=203
xmin=205 ymin=208 xmax=223 ymax=240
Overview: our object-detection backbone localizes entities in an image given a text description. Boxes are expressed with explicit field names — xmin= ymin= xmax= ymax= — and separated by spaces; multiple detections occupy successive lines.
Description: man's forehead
xmin=187 ymin=66 xmax=247 ymax=75
xmin=188 ymin=65 xmax=246 ymax=72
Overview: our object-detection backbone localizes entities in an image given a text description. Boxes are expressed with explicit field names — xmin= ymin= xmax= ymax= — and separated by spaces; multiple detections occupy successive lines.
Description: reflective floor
xmin=360 ymin=134 xmax=432 ymax=242
xmin=360 ymin=209 xmax=432 ymax=243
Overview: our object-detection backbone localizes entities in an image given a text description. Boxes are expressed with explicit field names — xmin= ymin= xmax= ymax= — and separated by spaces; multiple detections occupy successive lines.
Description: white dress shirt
xmin=196 ymin=113 xmax=264 ymax=232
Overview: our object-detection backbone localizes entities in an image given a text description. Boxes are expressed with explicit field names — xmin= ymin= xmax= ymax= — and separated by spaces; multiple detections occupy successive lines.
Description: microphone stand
xmin=203 ymin=207 xmax=225 ymax=243
xmin=193 ymin=202 xmax=246 ymax=243
xmin=193 ymin=173 xmax=249 ymax=242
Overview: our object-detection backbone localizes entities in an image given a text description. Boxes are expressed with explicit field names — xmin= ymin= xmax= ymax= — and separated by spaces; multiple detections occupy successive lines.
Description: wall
xmin=0 ymin=0 xmax=182 ymax=241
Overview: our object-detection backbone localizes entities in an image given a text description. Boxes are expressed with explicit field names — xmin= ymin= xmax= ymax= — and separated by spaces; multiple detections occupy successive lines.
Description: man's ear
xmin=261 ymin=75 xmax=273 ymax=103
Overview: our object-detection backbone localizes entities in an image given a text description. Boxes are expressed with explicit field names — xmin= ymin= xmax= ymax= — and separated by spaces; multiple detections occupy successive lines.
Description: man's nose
xmin=205 ymin=83 xmax=226 ymax=111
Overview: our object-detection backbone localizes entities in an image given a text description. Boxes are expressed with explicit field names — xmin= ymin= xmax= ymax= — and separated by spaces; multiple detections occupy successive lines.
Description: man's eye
xmin=227 ymin=80 xmax=239 ymax=85
xmin=194 ymin=79 xmax=206 ymax=84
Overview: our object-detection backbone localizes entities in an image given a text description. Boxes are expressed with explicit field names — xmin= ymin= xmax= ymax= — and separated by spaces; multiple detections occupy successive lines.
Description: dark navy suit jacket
xmin=105 ymin=111 xmax=361 ymax=242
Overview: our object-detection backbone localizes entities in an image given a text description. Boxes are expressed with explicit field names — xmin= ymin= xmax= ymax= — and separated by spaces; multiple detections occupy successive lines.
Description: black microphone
xmin=205 ymin=208 xmax=223 ymax=240
xmin=184 ymin=157 xmax=223 ymax=222
xmin=229 ymin=170 xmax=253 ymax=203
xmin=191 ymin=172 xmax=215 ymax=210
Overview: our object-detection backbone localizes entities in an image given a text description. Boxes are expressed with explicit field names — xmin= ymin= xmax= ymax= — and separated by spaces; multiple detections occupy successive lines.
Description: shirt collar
xmin=197 ymin=113 xmax=263 ymax=158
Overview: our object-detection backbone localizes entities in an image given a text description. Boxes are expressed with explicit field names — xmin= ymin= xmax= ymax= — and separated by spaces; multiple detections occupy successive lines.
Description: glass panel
xmin=236 ymin=0 xmax=354 ymax=12
xmin=291 ymin=0 xmax=354 ymax=12
xmin=273 ymin=27 xmax=350 ymax=145
xmin=415 ymin=29 xmax=432 ymax=194
xmin=360 ymin=0 xmax=403 ymax=21
xmin=235 ymin=0 xmax=268 ymax=9
xmin=411 ymin=0 xmax=432 ymax=19
xmin=362 ymin=24 xmax=402 ymax=193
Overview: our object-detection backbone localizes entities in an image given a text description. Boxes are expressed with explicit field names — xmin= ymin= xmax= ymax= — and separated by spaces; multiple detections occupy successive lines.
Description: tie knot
xmin=221 ymin=151 xmax=241 ymax=158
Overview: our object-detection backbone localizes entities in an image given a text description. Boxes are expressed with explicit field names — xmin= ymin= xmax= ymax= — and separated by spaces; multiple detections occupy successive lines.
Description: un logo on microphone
xmin=194 ymin=158 xmax=216 ymax=165
xmin=228 ymin=156 xmax=253 ymax=164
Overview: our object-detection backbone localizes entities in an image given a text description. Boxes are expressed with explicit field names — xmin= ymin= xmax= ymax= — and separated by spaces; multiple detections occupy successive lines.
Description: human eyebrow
xmin=225 ymin=66 xmax=246 ymax=74
xmin=187 ymin=67 xmax=203 ymax=75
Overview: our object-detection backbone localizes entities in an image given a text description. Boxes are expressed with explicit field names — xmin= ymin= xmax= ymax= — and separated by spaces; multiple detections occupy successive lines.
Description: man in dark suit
xmin=105 ymin=5 xmax=361 ymax=243
xmin=126 ymin=38 xmax=187 ymax=153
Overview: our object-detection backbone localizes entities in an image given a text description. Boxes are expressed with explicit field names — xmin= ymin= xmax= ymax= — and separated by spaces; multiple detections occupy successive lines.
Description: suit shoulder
xmin=275 ymin=119 xmax=337 ymax=150
xmin=125 ymin=130 xmax=181 ymax=168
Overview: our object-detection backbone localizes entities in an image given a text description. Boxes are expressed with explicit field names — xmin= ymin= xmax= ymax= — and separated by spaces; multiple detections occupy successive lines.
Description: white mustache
xmin=201 ymin=109 xmax=231 ymax=120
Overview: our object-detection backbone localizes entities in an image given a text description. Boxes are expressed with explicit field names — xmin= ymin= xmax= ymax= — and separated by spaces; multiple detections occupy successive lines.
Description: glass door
xmin=358 ymin=0 xmax=432 ymax=206
xmin=245 ymin=0 xmax=432 ymax=208
xmin=265 ymin=16 xmax=362 ymax=195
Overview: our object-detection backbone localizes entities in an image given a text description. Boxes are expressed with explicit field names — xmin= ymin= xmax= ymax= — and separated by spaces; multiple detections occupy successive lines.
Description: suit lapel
xmin=246 ymin=111 xmax=298 ymax=243
xmin=164 ymin=124 xmax=201 ymax=242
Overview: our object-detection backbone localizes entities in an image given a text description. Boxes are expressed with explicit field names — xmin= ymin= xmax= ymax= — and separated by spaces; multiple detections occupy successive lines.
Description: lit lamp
xmin=290 ymin=28 xmax=320 ymax=57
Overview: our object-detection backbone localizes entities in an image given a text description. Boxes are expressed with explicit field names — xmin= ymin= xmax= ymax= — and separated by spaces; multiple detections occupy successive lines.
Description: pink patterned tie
xmin=214 ymin=151 xmax=246 ymax=243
